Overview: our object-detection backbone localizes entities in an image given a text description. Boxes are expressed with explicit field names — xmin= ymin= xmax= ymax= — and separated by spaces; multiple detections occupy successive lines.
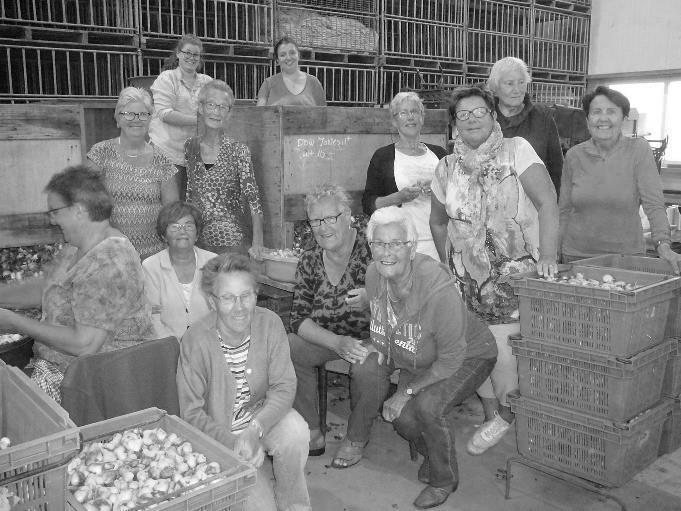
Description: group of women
xmin=1 ymin=45 xmax=680 ymax=510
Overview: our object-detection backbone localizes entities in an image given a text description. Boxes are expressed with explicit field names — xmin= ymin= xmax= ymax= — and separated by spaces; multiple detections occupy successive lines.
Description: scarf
xmin=451 ymin=121 xmax=505 ymax=182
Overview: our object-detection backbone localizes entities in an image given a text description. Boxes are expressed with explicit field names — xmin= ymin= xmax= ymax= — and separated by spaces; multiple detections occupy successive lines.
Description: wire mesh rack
xmin=381 ymin=66 xmax=464 ymax=106
xmin=0 ymin=41 xmax=138 ymax=100
xmin=0 ymin=0 xmax=137 ymax=33
xmin=302 ymin=62 xmax=377 ymax=106
xmin=531 ymin=79 xmax=584 ymax=107
xmin=532 ymin=7 xmax=589 ymax=74
xmin=467 ymin=32 xmax=531 ymax=66
xmin=140 ymin=0 xmax=273 ymax=46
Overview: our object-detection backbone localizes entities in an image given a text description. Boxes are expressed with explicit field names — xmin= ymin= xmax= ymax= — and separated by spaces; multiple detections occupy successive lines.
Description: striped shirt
xmin=219 ymin=333 xmax=253 ymax=432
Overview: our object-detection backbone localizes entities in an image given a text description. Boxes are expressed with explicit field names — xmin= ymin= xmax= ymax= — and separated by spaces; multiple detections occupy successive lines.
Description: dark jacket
xmin=495 ymin=95 xmax=563 ymax=197
xmin=362 ymin=143 xmax=448 ymax=215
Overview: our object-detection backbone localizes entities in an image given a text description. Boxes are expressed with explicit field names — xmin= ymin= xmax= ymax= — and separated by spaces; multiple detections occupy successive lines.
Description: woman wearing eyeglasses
xmin=87 ymin=87 xmax=179 ymax=259
xmin=184 ymin=80 xmax=264 ymax=257
xmin=142 ymin=201 xmax=217 ymax=340
xmin=357 ymin=206 xmax=497 ymax=509
xmin=177 ymin=253 xmax=310 ymax=511
xmin=430 ymin=84 xmax=558 ymax=456
xmin=362 ymin=92 xmax=447 ymax=260
xmin=148 ymin=34 xmax=212 ymax=195
xmin=287 ymin=185 xmax=373 ymax=469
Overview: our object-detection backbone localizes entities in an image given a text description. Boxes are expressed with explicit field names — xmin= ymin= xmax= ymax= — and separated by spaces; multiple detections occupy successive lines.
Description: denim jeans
xmin=392 ymin=357 xmax=497 ymax=489
xmin=245 ymin=409 xmax=311 ymax=511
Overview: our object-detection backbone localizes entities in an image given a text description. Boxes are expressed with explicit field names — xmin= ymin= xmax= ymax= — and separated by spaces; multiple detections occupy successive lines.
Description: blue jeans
xmin=393 ymin=357 xmax=496 ymax=488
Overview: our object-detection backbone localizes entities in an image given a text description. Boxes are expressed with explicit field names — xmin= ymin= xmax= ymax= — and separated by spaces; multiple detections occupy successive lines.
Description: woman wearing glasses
xmin=148 ymin=34 xmax=213 ymax=196
xmin=184 ymin=80 xmax=264 ymax=256
xmin=177 ymin=253 xmax=310 ymax=511
xmin=430 ymin=84 xmax=558 ymax=456
xmin=362 ymin=92 xmax=447 ymax=260
xmin=142 ymin=201 xmax=217 ymax=340
xmin=357 ymin=206 xmax=497 ymax=509
xmin=87 ymin=87 xmax=179 ymax=259
xmin=0 ymin=166 xmax=152 ymax=401
xmin=287 ymin=185 xmax=373 ymax=469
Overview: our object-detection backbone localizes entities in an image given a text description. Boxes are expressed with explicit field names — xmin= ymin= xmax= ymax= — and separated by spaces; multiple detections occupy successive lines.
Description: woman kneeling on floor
xmin=176 ymin=253 xmax=310 ymax=511
xmin=357 ymin=206 xmax=498 ymax=509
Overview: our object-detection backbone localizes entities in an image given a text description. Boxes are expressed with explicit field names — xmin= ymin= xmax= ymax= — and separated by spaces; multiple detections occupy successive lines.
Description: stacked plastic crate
xmin=508 ymin=262 xmax=681 ymax=486
xmin=138 ymin=0 xmax=273 ymax=102
xmin=381 ymin=0 xmax=465 ymax=107
xmin=0 ymin=0 xmax=139 ymax=101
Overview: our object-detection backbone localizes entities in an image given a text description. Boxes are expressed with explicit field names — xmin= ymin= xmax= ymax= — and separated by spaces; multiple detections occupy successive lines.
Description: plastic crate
xmin=0 ymin=360 xmax=80 ymax=511
xmin=510 ymin=265 xmax=681 ymax=356
xmin=662 ymin=338 xmax=681 ymax=397
xmin=66 ymin=408 xmax=256 ymax=511
xmin=510 ymin=394 xmax=670 ymax=487
xmin=659 ymin=397 xmax=681 ymax=455
xmin=575 ymin=254 xmax=681 ymax=338
xmin=511 ymin=337 xmax=671 ymax=421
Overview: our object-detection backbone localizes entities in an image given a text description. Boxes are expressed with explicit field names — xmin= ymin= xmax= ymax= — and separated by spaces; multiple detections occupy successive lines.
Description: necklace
xmin=118 ymin=137 xmax=147 ymax=158
xmin=387 ymin=271 xmax=414 ymax=303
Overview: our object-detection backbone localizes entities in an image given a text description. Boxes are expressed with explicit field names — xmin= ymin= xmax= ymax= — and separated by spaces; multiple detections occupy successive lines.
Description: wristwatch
xmin=404 ymin=387 xmax=415 ymax=397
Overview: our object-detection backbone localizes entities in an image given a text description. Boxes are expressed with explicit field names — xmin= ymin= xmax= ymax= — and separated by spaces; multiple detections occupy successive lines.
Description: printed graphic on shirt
xmin=370 ymin=296 xmax=421 ymax=355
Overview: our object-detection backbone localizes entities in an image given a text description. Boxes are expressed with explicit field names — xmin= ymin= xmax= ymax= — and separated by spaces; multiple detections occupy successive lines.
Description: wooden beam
xmin=0 ymin=105 xmax=80 ymax=140
xmin=0 ymin=213 xmax=63 ymax=248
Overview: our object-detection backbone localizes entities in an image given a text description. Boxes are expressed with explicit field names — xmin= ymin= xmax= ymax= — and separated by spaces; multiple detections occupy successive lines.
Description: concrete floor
xmin=301 ymin=377 xmax=681 ymax=511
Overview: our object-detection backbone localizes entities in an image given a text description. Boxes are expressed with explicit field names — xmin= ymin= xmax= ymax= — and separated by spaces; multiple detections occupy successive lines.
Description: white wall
xmin=589 ymin=0 xmax=681 ymax=76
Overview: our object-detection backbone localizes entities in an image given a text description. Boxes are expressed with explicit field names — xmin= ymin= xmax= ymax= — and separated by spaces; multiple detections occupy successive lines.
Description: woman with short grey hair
xmin=487 ymin=56 xmax=563 ymax=195
xmin=362 ymin=92 xmax=447 ymax=260
xmin=88 ymin=86 xmax=179 ymax=259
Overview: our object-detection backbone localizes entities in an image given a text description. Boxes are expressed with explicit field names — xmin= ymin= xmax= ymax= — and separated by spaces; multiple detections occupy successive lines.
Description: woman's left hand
xmin=234 ymin=427 xmax=265 ymax=468
xmin=248 ymin=244 xmax=265 ymax=262
xmin=658 ymin=243 xmax=681 ymax=275
xmin=345 ymin=288 xmax=367 ymax=310
xmin=382 ymin=392 xmax=411 ymax=423
xmin=0 ymin=308 xmax=18 ymax=331
xmin=536 ymin=255 xmax=558 ymax=278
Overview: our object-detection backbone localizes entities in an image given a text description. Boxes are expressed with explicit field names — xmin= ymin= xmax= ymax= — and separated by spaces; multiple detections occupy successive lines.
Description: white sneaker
xmin=466 ymin=411 xmax=511 ymax=455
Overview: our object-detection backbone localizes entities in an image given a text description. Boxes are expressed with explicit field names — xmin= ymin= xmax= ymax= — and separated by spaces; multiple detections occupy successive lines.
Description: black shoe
xmin=413 ymin=485 xmax=453 ymax=509
xmin=418 ymin=458 xmax=430 ymax=484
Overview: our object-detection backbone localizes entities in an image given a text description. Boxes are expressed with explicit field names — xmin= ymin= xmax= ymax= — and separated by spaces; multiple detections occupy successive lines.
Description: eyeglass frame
xmin=454 ymin=107 xmax=492 ymax=121
xmin=46 ymin=204 xmax=72 ymax=217
xmin=179 ymin=49 xmax=201 ymax=60
xmin=167 ymin=222 xmax=197 ymax=233
xmin=307 ymin=211 xmax=344 ymax=228
xmin=213 ymin=290 xmax=257 ymax=308
xmin=394 ymin=109 xmax=423 ymax=120
xmin=369 ymin=240 xmax=414 ymax=251
xmin=119 ymin=111 xmax=152 ymax=122
xmin=202 ymin=102 xmax=232 ymax=113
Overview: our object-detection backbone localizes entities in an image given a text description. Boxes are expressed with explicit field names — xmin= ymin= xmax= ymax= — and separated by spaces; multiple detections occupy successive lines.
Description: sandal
xmin=330 ymin=439 xmax=367 ymax=469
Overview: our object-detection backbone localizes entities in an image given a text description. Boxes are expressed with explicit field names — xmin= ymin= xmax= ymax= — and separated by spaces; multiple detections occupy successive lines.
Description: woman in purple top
xmin=560 ymin=86 xmax=681 ymax=272
xmin=256 ymin=37 xmax=326 ymax=107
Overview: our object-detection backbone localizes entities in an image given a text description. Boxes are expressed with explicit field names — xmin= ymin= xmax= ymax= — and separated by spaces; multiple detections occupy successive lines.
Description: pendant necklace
xmin=119 ymin=137 xmax=146 ymax=158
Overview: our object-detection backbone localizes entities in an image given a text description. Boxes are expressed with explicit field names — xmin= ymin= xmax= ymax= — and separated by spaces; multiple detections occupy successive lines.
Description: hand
xmin=658 ymin=243 xmax=681 ymax=275
xmin=382 ymin=392 xmax=411 ymax=423
xmin=345 ymin=288 xmax=367 ymax=310
xmin=359 ymin=344 xmax=385 ymax=365
xmin=416 ymin=180 xmax=432 ymax=196
xmin=398 ymin=186 xmax=421 ymax=204
xmin=333 ymin=335 xmax=368 ymax=364
xmin=234 ymin=426 xmax=265 ymax=468
xmin=248 ymin=243 xmax=265 ymax=262
xmin=536 ymin=255 xmax=558 ymax=278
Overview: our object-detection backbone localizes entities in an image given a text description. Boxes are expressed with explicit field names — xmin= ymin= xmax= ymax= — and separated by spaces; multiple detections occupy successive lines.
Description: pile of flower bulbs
xmin=264 ymin=248 xmax=301 ymax=259
xmin=0 ymin=334 xmax=23 ymax=346
xmin=0 ymin=437 xmax=10 ymax=450
xmin=0 ymin=244 xmax=62 ymax=281
xmin=67 ymin=427 xmax=221 ymax=511
xmin=542 ymin=272 xmax=638 ymax=291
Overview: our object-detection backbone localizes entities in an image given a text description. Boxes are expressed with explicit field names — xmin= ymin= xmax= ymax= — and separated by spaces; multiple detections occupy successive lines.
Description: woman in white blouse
xmin=143 ymin=201 xmax=216 ymax=339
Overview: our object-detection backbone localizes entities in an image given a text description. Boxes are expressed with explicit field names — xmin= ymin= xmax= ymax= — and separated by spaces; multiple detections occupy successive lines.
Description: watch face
xmin=406 ymin=388 xmax=413 ymax=395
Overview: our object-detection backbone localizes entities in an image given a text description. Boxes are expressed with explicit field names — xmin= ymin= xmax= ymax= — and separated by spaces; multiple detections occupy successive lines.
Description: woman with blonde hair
xmin=88 ymin=86 xmax=179 ymax=258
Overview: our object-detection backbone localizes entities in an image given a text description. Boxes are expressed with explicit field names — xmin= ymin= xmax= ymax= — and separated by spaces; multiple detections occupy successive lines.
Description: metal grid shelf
xmin=302 ymin=62 xmax=377 ymax=106
xmin=277 ymin=0 xmax=378 ymax=16
xmin=468 ymin=0 xmax=532 ymax=35
xmin=142 ymin=50 xmax=271 ymax=102
xmin=0 ymin=0 xmax=137 ymax=33
xmin=383 ymin=0 xmax=465 ymax=25
xmin=534 ymin=0 xmax=590 ymax=14
xmin=534 ymin=6 xmax=589 ymax=44
xmin=141 ymin=0 xmax=273 ymax=46
xmin=381 ymin=65 xmax=464 ymax=106
xmin=467 ymin=31 xmax=531 ymax=67
xmin=532 ymin=39 xmax=588 ymax=74
xmin=530 ymin=79 xmax=585 ymax=108
xmin=0 ymin=41 xmax=138 ymax=101
xmin=382 ymin=18 xmax=464 ymax=61
xmin=276 ymin=4 xmax=378 ymax=54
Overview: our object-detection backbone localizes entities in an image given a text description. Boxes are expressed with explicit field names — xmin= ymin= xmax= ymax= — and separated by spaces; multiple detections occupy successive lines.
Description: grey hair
xmin=200 ymin=253 xmax=257 ymax=298
xmin=487 ymin=57 xmax=532 ymax=94
xmin=389 ymin=92 xmax=425 ymax=117
xmin=114 ymin=87 xmax=153 ymax=118
xmin=198 ymin=79 xmax=235 ymax=106
xmin=367 ymin=206 xmax=418 ymax=244
xmin=304 ymin=184 xmax=352 ymax=217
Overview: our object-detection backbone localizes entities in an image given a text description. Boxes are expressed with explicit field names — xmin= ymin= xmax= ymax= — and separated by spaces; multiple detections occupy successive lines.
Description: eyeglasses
xmin=167 ymin=222 xmax=197 ymax=232
xmin=369 ymin=240 xmax=413 ymax=251
xmin=46 ymin=205 xmax=71 ymax=217
xmin=214 ymin=291 xmax=257 ymax=308
xmin=179 ymin=50 xmax=201 ymax=60
xmin=308 ymin=212 xmax=343 ymax=228
xmin=119 ymin=111 xmax=152 ymax=121
xmin=395 ymin=109 xmax=423 ymax=119
xmin=454 ymin=107 xmax=491 ymax=121
xmin=203 ymin=102 xmax=231 ymax=113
